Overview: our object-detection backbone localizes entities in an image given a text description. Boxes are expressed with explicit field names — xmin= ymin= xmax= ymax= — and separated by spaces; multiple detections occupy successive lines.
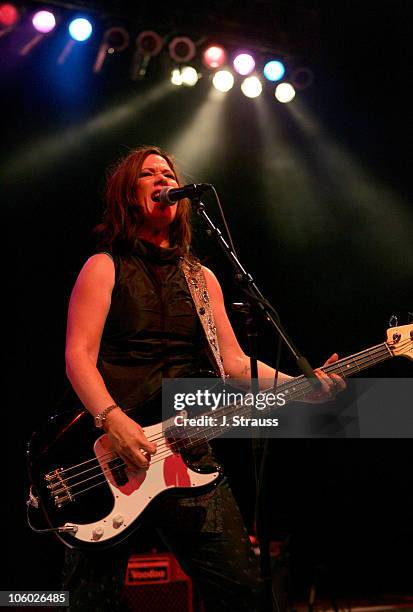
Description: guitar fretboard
xmin=170 ymin=341 xmax=393 ymax=447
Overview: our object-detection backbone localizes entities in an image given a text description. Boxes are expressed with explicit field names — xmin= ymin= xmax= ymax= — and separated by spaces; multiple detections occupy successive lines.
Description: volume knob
xmin=92 ymin=527 xmax=104 ymax=540
xmin=112 ymin=514 xmax=124 ymax=528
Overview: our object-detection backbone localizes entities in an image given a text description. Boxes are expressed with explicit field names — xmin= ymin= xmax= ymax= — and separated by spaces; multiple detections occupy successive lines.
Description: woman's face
xmin=136 ymin=154 xmax=179 ymax=231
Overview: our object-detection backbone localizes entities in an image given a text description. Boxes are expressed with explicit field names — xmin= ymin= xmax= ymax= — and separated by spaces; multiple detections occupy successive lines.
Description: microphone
xmin=154 ymin=183 xmax=212 ymax=205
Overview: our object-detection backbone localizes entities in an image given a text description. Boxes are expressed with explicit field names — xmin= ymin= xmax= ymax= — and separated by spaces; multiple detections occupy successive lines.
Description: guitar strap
xmin=180 ymin=258 xmax=226 ymax=380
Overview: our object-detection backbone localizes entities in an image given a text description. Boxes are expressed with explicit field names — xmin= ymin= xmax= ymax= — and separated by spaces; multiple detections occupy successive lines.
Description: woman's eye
xmin=139 ymin=171 xmax=176 ymax=180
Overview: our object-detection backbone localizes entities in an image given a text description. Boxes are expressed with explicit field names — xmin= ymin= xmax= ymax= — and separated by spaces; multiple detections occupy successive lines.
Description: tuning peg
xmin=388 ymin=314 xmax=399 ymax=327
xmin=408 ymin=312 xmax=413 ymax=323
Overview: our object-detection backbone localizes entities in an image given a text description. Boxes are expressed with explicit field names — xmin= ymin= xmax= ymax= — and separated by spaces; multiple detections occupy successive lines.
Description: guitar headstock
xmin=386 ymin=323 xmax=413 ymax=360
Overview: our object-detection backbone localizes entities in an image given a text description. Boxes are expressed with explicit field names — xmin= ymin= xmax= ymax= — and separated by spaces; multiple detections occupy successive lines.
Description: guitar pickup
xmin=107 ymin=458 xmax=128 ymax=486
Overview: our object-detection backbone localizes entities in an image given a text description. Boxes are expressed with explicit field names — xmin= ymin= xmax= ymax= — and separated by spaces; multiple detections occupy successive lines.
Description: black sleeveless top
xmin=97 ymin=240 xmax=208 ymax=415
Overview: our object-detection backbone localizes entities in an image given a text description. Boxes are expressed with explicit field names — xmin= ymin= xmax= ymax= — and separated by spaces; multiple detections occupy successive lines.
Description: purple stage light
xmin=32 ymin=10 xmax=56 ymax=34
xmin=233 ymin=52 xmax=255 ymax=76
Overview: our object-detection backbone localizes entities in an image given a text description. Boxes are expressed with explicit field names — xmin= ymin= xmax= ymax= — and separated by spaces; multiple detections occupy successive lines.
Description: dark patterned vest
xmin=97 ymin=240 xmax=211 ymax=418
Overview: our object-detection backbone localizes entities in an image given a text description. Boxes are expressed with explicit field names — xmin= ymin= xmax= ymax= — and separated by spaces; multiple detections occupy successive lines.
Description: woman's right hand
xmin=103 ymin=409 xmax=157 ymax=470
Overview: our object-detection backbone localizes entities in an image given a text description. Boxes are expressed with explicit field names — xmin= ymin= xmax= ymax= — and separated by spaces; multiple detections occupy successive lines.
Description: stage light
xmin=263 ymin=60 xmax=285 ymax=82
xmin=275 ymin=82 xmax=296 ymax=103
xmin=212 ymin=70 xmax=234 ymax=93
xmin=169 ymin=36 xmax=196 ymax=63
xmin=202 ymin=45 xmax=226 ymax=69
xmin=32 ymin=10 xmax=55 ymax=33
xmin=20 ymin=9 xmax=56 ymax=55
xmin=130 ymin=30 xmax=163 ymax=80
xmin=170 ymin=66 xmax=199 ymax=87
xmin=291 ymin=67 xmax=314 ymax=90
xmin=0 ymin=3 xmax=18 ymax=27
xmin=233 ymin=52 xmax=255 ymax=76
xmin=171 ymin=68 xmax=183 ymax=86
xmin=137 ymin=30 xmax=162 ymax=55
xmin=57 ymin=16 xmax=93 ymax=64
xmin=68 ymin=17 xmax=92 ymax=42
xmin=241 ymin=75 xmax=262 ymax=98
xmin=181 ymin=66 xmax=198 ymax=86
xmin=94 ymin=26 xmax=129 ymax=73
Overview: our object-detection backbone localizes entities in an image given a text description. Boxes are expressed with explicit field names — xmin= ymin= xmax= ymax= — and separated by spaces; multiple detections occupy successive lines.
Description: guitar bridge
xmin=44 ymin=468 xmax=73 ymax=508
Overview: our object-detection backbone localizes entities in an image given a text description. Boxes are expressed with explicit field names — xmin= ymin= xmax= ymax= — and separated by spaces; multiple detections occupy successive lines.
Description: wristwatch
xmin=94 ymin=404 xmax=120 ymax=429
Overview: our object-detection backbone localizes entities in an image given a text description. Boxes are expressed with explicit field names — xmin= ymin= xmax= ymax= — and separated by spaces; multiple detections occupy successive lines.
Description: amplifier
xmin=122 ymin=553 xmax=193 ymax=612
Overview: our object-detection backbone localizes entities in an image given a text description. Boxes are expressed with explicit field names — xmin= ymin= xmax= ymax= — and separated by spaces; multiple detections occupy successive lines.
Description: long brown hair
xmin=94 ymin=146 xmax=192 ymax=255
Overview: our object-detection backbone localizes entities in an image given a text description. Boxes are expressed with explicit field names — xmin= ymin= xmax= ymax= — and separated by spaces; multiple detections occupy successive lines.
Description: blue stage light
xmin=68 ymin=17 xmax=92 ymax=42
xmin=263 ymin=60 xmax=285 ymax=82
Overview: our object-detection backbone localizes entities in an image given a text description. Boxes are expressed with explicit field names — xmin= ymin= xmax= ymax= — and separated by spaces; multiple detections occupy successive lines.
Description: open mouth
xmin=151 ymin=190 xmax=161 ymax=202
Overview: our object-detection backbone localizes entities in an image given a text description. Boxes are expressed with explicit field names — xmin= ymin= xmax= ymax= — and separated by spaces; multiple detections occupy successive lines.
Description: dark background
xmin=4 ymin=0 xmax=413 ymax=603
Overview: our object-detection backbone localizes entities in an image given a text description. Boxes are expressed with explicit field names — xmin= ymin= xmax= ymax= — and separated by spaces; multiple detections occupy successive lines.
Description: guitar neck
xmin=284 ymin=340 xmax=393 ymax=401
xmin=322 ymin=341 xmax=392 ymax=376
xmin=179 ymin=341 xmax=393 ymax=446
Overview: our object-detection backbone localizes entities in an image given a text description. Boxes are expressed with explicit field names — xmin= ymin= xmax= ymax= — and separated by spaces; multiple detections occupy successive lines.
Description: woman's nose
xmin=155 ymin=174 xmax=169 ymax=185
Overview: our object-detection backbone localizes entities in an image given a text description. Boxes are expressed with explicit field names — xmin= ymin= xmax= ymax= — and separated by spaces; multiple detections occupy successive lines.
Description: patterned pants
xmin=61 ymin=479 xmax=267 ymax=611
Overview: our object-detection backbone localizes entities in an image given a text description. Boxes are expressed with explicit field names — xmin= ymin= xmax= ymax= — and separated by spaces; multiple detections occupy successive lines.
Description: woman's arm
xmin=66 ymin=254 xmax=156 ymax=468
xmin=202 ymin=266 xmax=291 ymax=383
xmin=203 ymin=266 xmax=344 ymax=396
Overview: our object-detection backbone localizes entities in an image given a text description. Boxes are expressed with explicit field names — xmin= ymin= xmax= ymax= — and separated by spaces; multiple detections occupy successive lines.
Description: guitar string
xmin=49 ymin=345 xmax=398 ymax=499
xmin=51 ymin=447 xmax=181 ymax=499
xmin=53 ymin=441 xmax=225 ymax=502
xmin=47 ymin=341 xmax=399 ymax=486
xmin=123 ymin=341 xmax=402 ymax=452
xmin=67 ymin=341 xmax=393 ymax=474
xmin=74 ymin=342 xmax=397 ymax=466
xmin=55 ymin=376 xmax=404 ymax=500
xmin=50 ymin=341 xmax=395 ymax=489
xmin=47 ymin=340 xmax=409 ymax=496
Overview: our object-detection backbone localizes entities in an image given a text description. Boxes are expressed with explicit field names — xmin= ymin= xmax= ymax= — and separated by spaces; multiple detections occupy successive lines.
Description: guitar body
xmin=27 ymin=403 xmax=222 ymax=550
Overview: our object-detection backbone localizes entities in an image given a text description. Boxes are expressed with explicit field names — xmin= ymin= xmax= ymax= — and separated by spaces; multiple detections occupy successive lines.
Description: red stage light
xmin=202 ymin=45 xmax=226 ymax=69
xmin=0 ymin=3 xmax=18 ymax=27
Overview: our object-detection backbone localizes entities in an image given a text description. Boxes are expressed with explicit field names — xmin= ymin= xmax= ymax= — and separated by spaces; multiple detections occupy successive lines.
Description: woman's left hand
xmin=305 ymin=353 xmax=346 ymax=402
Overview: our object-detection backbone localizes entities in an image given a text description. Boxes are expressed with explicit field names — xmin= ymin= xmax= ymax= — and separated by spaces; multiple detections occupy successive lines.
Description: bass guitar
xmin=27 ymin=323 xmax=413 ymax=549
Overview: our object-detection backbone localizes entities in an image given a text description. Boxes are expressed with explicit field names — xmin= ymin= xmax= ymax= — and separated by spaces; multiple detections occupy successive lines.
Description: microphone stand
xmin=191 ymin=196 xmax=321 ymax=612
xmin=191 ymin=196 xmax=321 ymax=389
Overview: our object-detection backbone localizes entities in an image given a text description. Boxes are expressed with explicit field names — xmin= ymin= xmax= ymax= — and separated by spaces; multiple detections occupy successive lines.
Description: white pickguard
xmin=65 ymin=421 xmax=220 ymax=544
